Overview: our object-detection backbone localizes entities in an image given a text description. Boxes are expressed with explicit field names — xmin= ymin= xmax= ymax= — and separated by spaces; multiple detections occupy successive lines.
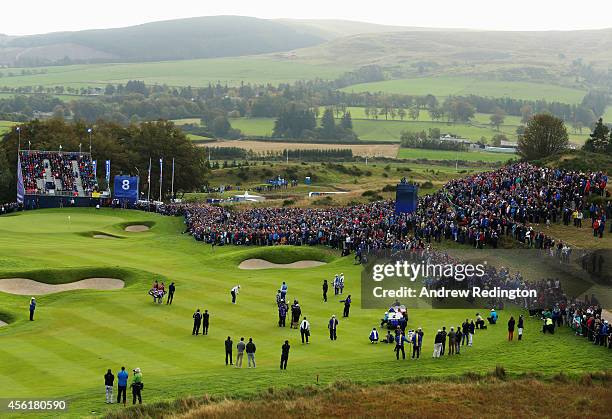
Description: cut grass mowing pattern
xmin=0 ymin=208 xmax=610 ymax=418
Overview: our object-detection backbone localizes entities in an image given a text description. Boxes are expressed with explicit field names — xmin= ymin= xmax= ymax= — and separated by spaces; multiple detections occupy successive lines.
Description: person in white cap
xmin=131 ymin=368 xmax=143 ymax=404
xmin=328 ymin=315 xmax=338 ymax=340
xmin=29 ymin=297 xmax=36 ymax=321
xmin=231 ymin=285 xmax=240 ymax=304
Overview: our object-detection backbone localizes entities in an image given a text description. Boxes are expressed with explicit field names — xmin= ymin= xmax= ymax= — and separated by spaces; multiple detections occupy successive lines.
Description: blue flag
xmin=16 ymin=155 xmax=24 ymax=203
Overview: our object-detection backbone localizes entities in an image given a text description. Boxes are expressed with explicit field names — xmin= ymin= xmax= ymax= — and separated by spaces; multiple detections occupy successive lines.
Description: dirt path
xmin=238 ymin=259 xmax=326 ymax=270
xmin=0 ymin=278 xmax=124 ymax=295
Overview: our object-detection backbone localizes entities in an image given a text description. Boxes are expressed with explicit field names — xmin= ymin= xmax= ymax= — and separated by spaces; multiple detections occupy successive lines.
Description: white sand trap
xmin=0 ymin=320 xmax=7 ymax=327
xmin=0 ymin=278 xmax=124 ymax=296
xmin=125 ymin=225 xmax=150 ymax=232
xmin=239 ymin=259 xmax=326 ymax=270
xmin=93 ymin=234 xmax=117 ymax=239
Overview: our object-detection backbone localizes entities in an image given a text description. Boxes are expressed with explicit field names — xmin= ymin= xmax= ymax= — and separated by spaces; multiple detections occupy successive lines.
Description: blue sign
xmin=113 ymin=175 xmax=139 ymax=202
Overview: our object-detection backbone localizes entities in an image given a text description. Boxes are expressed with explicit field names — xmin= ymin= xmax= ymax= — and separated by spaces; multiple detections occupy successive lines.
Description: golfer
xmin=166 ymin=282 xmax=175 ymax=304
xmin=300 ymin=317 xmax=311 ymax=344
xmin=231 ymin=285 xmax=240 ymax=304
xmin=280 ymin=340 xmax=290 ymax=370
xmin=29 ymin=297 xmax=36 ymax=321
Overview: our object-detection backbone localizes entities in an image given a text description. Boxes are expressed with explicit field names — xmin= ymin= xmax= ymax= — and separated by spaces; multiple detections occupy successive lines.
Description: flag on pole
xmin=171 ymin=158 xmax=175 ymax=199
xmin=105 ymin=160 xmax=111 ymax=184
xmin=147 ymin=157 xmax=151 ymax=202
xmin=159 ymin=158 xmax=163 ymax=202
xmin=16 ymin=154 xmax=24 ymax=204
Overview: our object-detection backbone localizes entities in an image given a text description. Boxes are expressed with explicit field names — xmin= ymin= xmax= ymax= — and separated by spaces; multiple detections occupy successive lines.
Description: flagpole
xmin=171 ymin=158 xmax=175 ymax=200
xmin=159 ymin=158 xmax=163 ymax=202
xmin=147 ymin=157 xmax=151 ymax=202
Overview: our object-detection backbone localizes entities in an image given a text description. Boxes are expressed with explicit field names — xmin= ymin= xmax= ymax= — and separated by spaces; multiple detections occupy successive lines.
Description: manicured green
xmin=0 ymin=208 xmax=609 ymax=418
xmin=340 ymin=76 xmax=587 ymax=104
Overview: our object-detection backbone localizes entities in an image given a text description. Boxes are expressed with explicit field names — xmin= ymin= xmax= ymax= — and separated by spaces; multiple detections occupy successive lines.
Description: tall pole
xmin=159 ymin=158 xmax=163 ymax=202
xmin=286 ymin=149 xmax=288 ymax=164
xmin=147 ymin=157 xmax=151 ymax=202
xmin=171 ymin=158 xmax=175 ymax=200
xmin=16 ymin=127 xmax=21 ymax=152
xmin=88 ymin=128 xmax=92 ymax=154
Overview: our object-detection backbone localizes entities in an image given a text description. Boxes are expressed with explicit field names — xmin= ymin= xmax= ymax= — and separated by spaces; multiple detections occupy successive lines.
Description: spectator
xmin=369 ymin=327 xmax=379 ymax=343
xmin=280 ymin=340 xmax=290 ymax=370
xmin=246 ymin=338 xmax=256 ymax=368
xmin=508 ymin=316 xmax=516 ymax=341
xmin=236 ymin=337 xmax=246 ymax=368
xmin=203 ymin=310 xmax=210 ymax=335
xmin=518 ymin=315 xmax=524 ymax=341
xmin=116 ymin=367 xmax=128 ymax=405
xmin=192 ymin=309 xmax=202 ymax=335
xmin=104 ymin=369 xmax=114 ymax=404
xmin=130 ymin=368 xmax=143 ymax=405
xmin=225 ymin=336 xmax=233 ymax=366
xmin=328 ymin=315 xmax=338 ymax=340
xmin=166 ymin=282 xmax=175 ymax=305
xmin=29 ymin=297 xmax=36 ymax=321
xmin=300 ymin=317 xmax=310 ymax=344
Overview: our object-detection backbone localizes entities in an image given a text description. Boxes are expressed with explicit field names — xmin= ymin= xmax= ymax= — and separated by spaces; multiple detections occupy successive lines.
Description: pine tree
xmin=583 ymin=118 xmax=610 ymax=153
xmin=340 ymin=111 xmax=353 ymax=130
xmin=320 ymin=108 xmax=336 ymax=139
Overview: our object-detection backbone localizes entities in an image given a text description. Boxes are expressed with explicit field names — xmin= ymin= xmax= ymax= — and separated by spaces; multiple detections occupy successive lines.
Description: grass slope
xmin=340 ymin=76 xmax=587 ymax=104
xmin=0 ymin=208 xmax=610 ymax=418
xmin=0 ymin=57 xmax=348 ymax=89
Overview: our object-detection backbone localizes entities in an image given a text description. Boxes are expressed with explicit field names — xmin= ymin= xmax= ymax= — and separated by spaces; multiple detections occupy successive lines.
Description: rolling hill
xmin=0 ymin=16 xmax=326 ymax=66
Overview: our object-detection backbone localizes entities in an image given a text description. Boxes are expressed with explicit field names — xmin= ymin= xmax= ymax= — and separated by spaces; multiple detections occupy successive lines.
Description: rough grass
xmin=106 ymin=374 xmax=612 ymax=419
xmin=398 ymin=148 xmax=516 ymax=163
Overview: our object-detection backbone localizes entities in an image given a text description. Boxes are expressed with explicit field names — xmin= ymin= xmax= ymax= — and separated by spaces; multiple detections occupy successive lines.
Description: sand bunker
xmin=93 ymin=234 xmax=117 ymax=239
xmin=0 ymin=320 xmax=7 ymax=327
xmin=125 ymin=225 xmax=150 ymax=232
xmin=0 ymin=278 xmax=124 ymax=295
xmin=239 ymin=259 xmax=326 ymax=270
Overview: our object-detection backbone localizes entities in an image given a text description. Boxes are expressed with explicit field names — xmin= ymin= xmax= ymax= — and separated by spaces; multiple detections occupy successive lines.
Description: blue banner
xmin=105 ymin=160 xmax=111 ymax=183
xmin=113 ymin=175 xmax=139 ymax=202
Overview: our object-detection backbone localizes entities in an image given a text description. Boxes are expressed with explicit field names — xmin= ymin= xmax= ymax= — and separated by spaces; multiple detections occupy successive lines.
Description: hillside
xmin=0 ymin=16 xmax=325 ymax=66
xmin=291 ymin=29 xmax=612 ymax=87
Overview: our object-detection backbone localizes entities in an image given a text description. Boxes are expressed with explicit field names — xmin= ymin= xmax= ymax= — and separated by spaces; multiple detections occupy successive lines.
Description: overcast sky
xmin=3 ymin=0 xmax=612 ymax=35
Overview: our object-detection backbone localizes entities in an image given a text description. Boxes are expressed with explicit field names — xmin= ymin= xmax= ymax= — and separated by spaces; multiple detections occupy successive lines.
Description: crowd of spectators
xmin=18 ymin=151 xmax=98 ymax=196
xmin=156 ymin=163 xmax=609 ymax=252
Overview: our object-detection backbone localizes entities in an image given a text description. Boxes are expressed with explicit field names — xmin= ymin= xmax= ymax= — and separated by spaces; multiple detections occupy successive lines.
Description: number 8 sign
xmin=114 ymin=176 xmax=139 ymax=202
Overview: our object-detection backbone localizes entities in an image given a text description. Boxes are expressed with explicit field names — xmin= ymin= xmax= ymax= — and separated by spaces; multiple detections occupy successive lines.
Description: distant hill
xmin=289 ymin=29 xmax=612 ymax=86
xmin=0 ymin=16 xmax=326 ymax=66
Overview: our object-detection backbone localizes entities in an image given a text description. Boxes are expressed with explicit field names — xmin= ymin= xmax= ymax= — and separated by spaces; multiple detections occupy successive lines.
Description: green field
xmin=0 ymin=208 xmax=610 ymax=417
xmin=0 ymin=57 xmax=348 ymax=89
xmin=340 ymin=76 xmax=587 ymax=104
xmin=398 ymin=148 xmax=515 ymax=162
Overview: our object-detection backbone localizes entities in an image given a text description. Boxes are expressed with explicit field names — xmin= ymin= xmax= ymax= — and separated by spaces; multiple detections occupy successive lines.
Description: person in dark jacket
xmin=278 ymin=301 xmax=287 ymax=327
xmin=341 ymin=295 xmax=352 ymax=317
xmin=328 ymin=315 xmax=338 ymax=340
xmin=225 ymin=336 xmax=233 ymax=365
xmin=447 ymin=327 xmax=456 ymax=355
xmin=280 ymin=340 xmax=290 ymax=370
xmin=29 ymin=297 xmax=36 ymax=321
xmin=322 ymin=279 xmax=328 ymax=302
xmin=290 ymin=300 xmax=301 ymax=328
xmin=440 ymin=327 xmax=447 ymax=355
xmin=104 ymin=369 xmax=114 ymax=404
xmin=394 ymin=331 xmax=409 ymax=360
xmin=461 ymin=320 xmax=469 ymax=345
xmin=192 ymin=309 xmax=202 ymax=335
xmin=166 ymin=282 xmax=175 ymax=304
xmin=412 ymin=328 xmax=423 ymax=359
xmin=246 ymin=338 xmax=256 ymax=368
xmin=468 ymin=320 xmax=475 ymax=346
xmin=455 ymin=326 xmax=462 ymax=354
xmin=202 ymin=310 xmax=210 ymax=335
xmin=508 ymin=316 xmax=516 ymax=341
xmin=517 ymin=315 xmax=524 ymax=340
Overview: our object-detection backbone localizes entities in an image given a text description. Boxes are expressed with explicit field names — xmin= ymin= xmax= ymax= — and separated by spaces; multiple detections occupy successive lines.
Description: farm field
xmin=203 ymin=140 xmax=400 ymax=158
xmin=340 ymin=76 xmax=587 ymax=104
xmin=0 ymin=208 xmax=610 ymax=419
xmin=397 ymin=148 xmax=516 ymax=162
xmin=227 ymin=114 xmax=588 ymax=144
xmin=0 ymin=120 xmax=15 ymax=135
xmin=0 ymin=57 xmax=348 ymax=89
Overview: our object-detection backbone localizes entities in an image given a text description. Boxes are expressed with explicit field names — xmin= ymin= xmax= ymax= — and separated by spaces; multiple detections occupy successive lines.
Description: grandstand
xmin=19 ymin=150 xmax=102 ymax=207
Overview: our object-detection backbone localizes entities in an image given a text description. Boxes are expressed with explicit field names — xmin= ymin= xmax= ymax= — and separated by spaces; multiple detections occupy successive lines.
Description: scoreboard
xmin=113 ymin=176 xmax=139 ymax=203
